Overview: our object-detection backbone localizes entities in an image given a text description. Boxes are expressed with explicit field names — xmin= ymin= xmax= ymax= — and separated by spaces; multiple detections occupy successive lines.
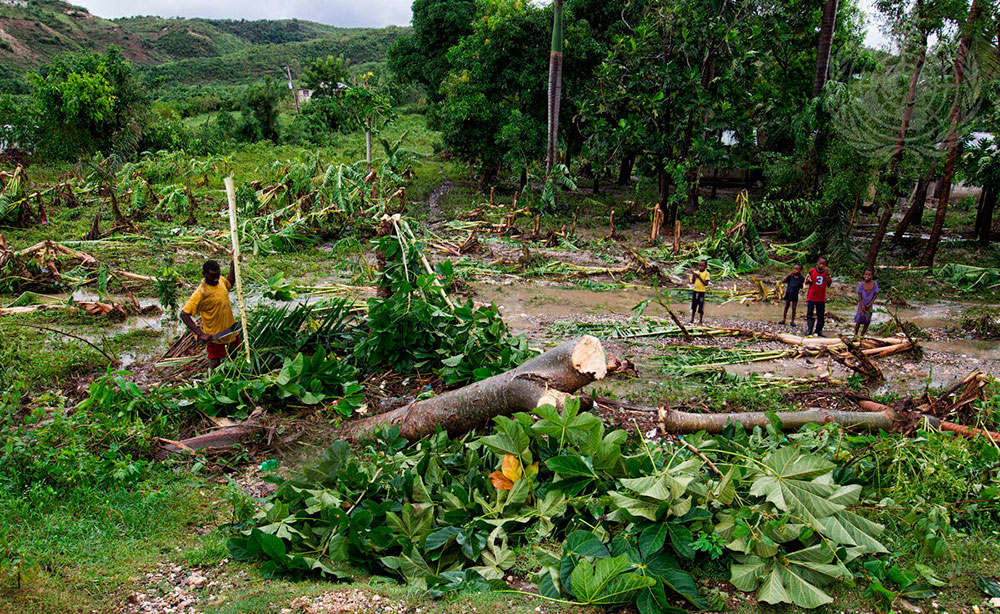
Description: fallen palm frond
xmin=548 ymin=319 xmax=739 ymax=340
xmin=656 ymin=343 xmax=801 ymax=375
xmin=934 ymin=263 xmax=1000 ymax=290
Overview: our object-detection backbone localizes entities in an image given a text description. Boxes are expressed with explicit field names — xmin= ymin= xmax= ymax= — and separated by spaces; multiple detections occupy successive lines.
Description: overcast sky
xmin=74 ymin=0 xmax=890 ymax=49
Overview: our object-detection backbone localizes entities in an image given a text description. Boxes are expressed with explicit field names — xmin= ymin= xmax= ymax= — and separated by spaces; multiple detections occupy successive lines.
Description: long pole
xmin=224 ymin=175 xmax=251 ymax=364
xmin=285 ymin=66 xmax=300 ymax=115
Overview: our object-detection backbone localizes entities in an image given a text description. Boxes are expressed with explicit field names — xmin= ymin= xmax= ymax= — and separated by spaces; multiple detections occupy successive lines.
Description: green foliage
xmin=301 ymin=55 xmax=351 ymax=98
xmin=229 ymin=403 xmax=910 ymax=610
xmin=179 ymin=347 xmax=363 ymax=417
xmin=237 ymin=79 xmax=283 ymax=143
xmin=961 ymin=306 xmax=1000 ymax=339
xmin=29 ymin=48 xmax=148 ymax=160
xmin=355 ymin=234 xmax=530 ymax=385
xmin=1 ymin=369 xmax=177 ymax=492
xmin=387 ymin=0 xmax=476 ymax=101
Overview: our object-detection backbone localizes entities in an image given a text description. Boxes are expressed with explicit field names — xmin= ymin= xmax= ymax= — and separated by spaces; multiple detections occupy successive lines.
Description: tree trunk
xmin=659 ymin=405 xmax=903 ymax=433
xmin=343 ymin=336 xmax=608 ymax=441
xmin=656 ymin=156 xmax=670 ymax=225
xmin=893 ymin=162 xmax=936 ymax=243
xmin=976 ymin=185 xmax=997 ymax=245
xmin=617 ymin=151 xmax=636 ymax=186
xmin=545 ymin=0 xmax=564 ymax=175
xmin=657 ymin=405 xmax=998 ymax=441
xmin=867 ymin=30 xmax=928 ymax=269
xmin=812 ymin=0 xmax=840 ymax=97
xmin=920 ymin=0 xmax=981 ymax=267
xmin=365 ymin=131 xmax=373 ymax=164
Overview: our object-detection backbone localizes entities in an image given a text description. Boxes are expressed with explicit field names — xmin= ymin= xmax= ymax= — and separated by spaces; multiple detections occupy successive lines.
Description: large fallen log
xmin=343 ymin=335 xmax=608 ymax=441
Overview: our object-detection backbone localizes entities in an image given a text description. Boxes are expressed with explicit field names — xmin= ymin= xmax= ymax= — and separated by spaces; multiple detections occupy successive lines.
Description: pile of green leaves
xmin=179 ymin=347 xmax=363 ymax=418
xmin=230 ymin=401 xmax=901 ymax=611
xmin=355 ymin=235 xmax=530 ymax=385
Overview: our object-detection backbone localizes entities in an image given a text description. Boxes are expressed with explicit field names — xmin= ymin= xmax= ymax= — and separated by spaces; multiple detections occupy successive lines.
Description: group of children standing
xmin=690 ymin=257 xmax=880 ymax=338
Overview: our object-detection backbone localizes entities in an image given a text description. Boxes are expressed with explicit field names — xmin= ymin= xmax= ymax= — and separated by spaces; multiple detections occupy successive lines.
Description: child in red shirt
xmin=805 ymin=256 xmax=832 ymax=336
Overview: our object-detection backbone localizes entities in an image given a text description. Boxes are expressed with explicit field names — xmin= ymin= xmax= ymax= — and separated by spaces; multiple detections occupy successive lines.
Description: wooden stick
xmin=673 ymin=219 xmax=681 ymax=253
xmin=224 ymin=175 xmax=252 ymax=365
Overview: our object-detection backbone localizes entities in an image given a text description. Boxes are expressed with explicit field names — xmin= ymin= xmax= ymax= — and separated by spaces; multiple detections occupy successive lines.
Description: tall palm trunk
xmin=545 ymin=0 xmax=564 ymax=175
xmin=812 ymin=0 xmax=840 ymax=97
xmin=866 ymin=28 xmax=928 ymax=268
xmin=920 ymin=0 xmax=983 ymax=267
xmin=976 ymin=185 xmax=997 ymax=245
xmin=893 ymin=161 xmax=937 ymax=243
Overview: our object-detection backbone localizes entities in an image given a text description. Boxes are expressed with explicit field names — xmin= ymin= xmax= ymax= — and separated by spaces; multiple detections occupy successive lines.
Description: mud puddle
xmin=475 ymin=282 xmax=997 ymax=400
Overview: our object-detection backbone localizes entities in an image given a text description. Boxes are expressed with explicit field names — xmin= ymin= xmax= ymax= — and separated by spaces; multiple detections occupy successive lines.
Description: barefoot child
xmin=853 ymin=268 xmax=879 ymax=338
xmin=690 ymin=260 xmax=710 ymax=325
xmin=805 ymin=256 xmax=831 ymax=337
xmin=780 ymin=263 xmax=805 ymax=326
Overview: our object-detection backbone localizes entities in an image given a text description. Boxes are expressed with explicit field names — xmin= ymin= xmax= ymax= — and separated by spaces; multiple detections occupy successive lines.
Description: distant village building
xmin=0 ymin=0 xmax=29 ymax=7
xmin=290 ymin=83 xmax=348 ymax=107
xmin=295 ymin=88 xmax=313 ymax=106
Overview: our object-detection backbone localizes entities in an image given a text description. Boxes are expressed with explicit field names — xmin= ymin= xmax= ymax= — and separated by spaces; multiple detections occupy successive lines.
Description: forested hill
xmin=0 ymin=0 xmax=405 ymax=86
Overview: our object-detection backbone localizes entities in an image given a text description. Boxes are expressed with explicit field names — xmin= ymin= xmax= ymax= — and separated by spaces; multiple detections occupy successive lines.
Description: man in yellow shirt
xmin=180 ymin=259 xmax=239 ymax=370
xmin=690 ymin=260 xmax=710 ymax=325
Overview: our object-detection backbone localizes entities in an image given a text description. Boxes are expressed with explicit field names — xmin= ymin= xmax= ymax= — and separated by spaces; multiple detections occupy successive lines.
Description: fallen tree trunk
xmin=154 ymin=424 xmax=265 ymax=459
xmin=657 ymin=404 xmax=1000 ymax=441
xmin=657 ymin=405 xmax=908 ymax=433
xmin=343 ymin=335 xmax=608 ymax=441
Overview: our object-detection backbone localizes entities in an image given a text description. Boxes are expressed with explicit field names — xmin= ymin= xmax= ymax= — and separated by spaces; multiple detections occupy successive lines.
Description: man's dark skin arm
xmin=227 ymin=258 xmax=236 ymax=288
xmin=180 ymin=311 xmax=210 ymax=342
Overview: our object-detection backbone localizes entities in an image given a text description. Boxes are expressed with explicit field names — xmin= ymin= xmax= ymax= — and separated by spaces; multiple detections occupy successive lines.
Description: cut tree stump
xmin=343 ymin=335 xmax=608 ymax=441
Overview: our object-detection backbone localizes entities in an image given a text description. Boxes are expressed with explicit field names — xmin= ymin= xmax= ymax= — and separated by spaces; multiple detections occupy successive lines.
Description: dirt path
xmin=426 ymin=180 xmax=453 ymax=225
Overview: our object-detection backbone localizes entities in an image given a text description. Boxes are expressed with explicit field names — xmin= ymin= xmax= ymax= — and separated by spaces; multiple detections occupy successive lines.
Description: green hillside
xmin=0 ymin=0 xmax=406 ymax=88
xmin=144 ymin=27 xmax=406 ymax=85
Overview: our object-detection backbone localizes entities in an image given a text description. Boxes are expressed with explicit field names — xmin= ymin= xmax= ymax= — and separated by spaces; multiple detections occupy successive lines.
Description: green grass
xmin=0 ymin=473 xmax=217 ymax=614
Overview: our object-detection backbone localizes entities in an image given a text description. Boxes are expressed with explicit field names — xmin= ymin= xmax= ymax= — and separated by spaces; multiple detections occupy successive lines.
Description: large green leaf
xmin=749 ymin=448 xmax=842 ymax=524
xmin=546 ymin=454 xmax=597 ymax=477
xmin=608 ymin=491 xmax=661 ymax=521
xmin=569 ymin=555 xmax=656 ymax=605
xmin=730 ymin=556 xmax=767 ymax=591
xmin=481 ymin=415 xmax=530 ymax=456
xmin=563 ymin=530 xmax=610 ymax=559
xmin=819 ymin=509 xmax=888 ymax=554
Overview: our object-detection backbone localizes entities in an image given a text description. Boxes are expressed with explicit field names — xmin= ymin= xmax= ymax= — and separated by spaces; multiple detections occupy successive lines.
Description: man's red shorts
xmin=207 ymin=341 xmax=234 ymax=360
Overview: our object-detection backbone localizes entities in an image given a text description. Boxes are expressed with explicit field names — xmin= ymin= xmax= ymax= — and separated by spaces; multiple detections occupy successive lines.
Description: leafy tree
xmin=300 ymin=55 xmax=351 ymax=98
xmin=387 ymin=0 xmax=477 ymax=104
xmin=340 ymin=74 xmax=395 ymax=163
xmin=438 ymin=0 xmax=603 ymax=184
xmin=237 ymin=79 xmax=283 ymax=143
xmin=28 ymin=48 xmax=148 ymax=161
xmin=586 ymin=0 xmax=764 ymax=222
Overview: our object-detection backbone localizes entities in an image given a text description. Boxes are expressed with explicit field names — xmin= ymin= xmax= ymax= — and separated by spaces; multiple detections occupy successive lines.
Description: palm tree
xmin=546 ymin=0 xmax=564 ymax=175
xmin=812 ymin=0 xmax=840 ymax=97
xmin=920 ymin=0 xmax=983 ymax=266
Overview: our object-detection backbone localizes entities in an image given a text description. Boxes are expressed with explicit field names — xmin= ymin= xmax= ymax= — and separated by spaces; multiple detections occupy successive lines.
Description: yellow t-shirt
xmin=182 ymin=278 xmax=236 ymax=343
xmin=693 ymin=270 xmax=710 ymax=293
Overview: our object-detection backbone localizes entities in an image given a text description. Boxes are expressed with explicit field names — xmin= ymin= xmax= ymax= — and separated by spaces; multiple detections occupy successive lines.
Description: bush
xmin=355 ymin=235 xmax=530 ymax=385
